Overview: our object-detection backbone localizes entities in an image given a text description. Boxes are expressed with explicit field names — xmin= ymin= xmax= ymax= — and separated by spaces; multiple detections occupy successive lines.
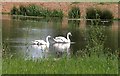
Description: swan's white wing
xmin=37 ymin=45 xmax=47 ymax=50
xmin=34 ymin=40 xmax=46 ymax=45
xmin=31 ymin=41 xmax=38 ymax=45
xmin=54 ymin=38 xmax=64 ymax=42
xmin=55 ymin=37 xmax=66 ymax=40
xmin=54 ymin=36 xmax=68 ymax=42
xmin=53 ymin=43 xmax=70 ymax=52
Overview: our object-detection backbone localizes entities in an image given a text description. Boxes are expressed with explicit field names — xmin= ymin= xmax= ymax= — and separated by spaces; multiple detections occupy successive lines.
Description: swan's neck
xmin=46 ymin=37 xmax=50 ymax=47
xmin=67 ymin=34 xmax=70 ymax=42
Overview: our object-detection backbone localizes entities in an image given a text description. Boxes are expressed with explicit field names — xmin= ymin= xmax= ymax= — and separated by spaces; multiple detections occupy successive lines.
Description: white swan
xmin=32 ymin=36 xmax=51 ymax=48
xmin=25 ymin=45 xmax=48 ymax=60
xmin=53 ymin=43 xmax=71 ymax=58
xmin=53 ymin=32 xmax=72 ymax=43
xmin=53 ymin=43 xmax=70 ymax=52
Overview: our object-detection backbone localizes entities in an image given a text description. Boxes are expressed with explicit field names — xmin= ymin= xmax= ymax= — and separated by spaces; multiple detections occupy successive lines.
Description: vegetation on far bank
xmin=11 ymin=5 xmax=63 ymax=18
xmin=9 ymin=4 xmax=115 ymax=20
xmin=86 ymin=7 xmax=113 ymax=20
xmin=68 ymin=6 xmax=80 ymax=19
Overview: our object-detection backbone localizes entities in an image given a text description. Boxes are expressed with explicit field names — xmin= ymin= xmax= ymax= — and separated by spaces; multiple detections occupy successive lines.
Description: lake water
xmin=2 ymin=15 xmax=119 ymax=60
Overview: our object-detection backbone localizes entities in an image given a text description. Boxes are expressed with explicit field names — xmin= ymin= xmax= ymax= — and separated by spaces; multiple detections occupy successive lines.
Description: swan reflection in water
xmin=53 ymin=43 xmax=71 ymax=58
xmin=25 ymin=44 xmax=49 ymax=61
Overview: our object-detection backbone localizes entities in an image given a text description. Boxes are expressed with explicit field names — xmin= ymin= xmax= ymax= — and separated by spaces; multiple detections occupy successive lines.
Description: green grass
xmin=2 ymin=54 xmax=118 ymax=74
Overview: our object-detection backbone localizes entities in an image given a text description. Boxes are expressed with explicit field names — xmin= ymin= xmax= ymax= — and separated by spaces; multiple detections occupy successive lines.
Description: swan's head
xmin=47 ymin=35 xmax=51 ymax=38
xmin=68 ymin=32 xmax=72 ymax=36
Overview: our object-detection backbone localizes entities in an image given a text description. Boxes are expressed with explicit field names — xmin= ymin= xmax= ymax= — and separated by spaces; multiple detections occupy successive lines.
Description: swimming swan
xmin=53 ymin=32 xmax=72 ymax=43
xmin=53 ymin=43 xmax=70 ymax=52
xmin=32 ymin=36 xmax=51 ymax=48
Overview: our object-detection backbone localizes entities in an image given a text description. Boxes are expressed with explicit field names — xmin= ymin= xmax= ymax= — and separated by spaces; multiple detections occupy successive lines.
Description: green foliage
xmin=19 ymin=5 xmax=27 ymax=16
xmin=86 ymin=25 xmax=106 ymax=48
xmin=51 ymin=10 xmax=63 ymax=18
xmin=68 ymin=7 xmax=80 ymax=18
xmin=86 ymin=8 xmax=102 ymax=19
xmin=11 ymin=6 xmax=19 ymax=15
xmin=3 ymin=55 xmax=118 ymax=74
xmin=25 ymin=4 xmax=40 ymax=16
xmin=100 ymin=10 xmax=113 ymax=20
xmin=86 ymin=8 xmax=113 ymax=20
xmin=11 ymin=5 xmax=63 ymax=18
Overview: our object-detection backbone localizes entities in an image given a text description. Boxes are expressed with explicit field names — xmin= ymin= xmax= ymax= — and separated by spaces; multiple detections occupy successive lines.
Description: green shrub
xmin=25 ymin=4 xmax=40 ymax=16
xmin=11 ymin=6 xmax=19 ymax=15
xmin=86 ymin=8 xmax=113 ymax=20
xmin=100 ymin=10 xmax=113 ymax=20
xmin=86 ymin=8 xmax=102 ymax=19
xmin=51 ymin=10 xmax=63 ymax=18
xmin=41 ymin=9 xmax=52 ymax=17
xmin=83 ymin=25 xmax=106 ymax=57
xmin=11 ymin=4 xmax=63 ymax=18
xmin=68 ymin=7 xmax=80 ymax=18
xmin=19 ymin=5 xmax=27 ymax=16
xmin=86 ymin=8 xmax=113 ymax=26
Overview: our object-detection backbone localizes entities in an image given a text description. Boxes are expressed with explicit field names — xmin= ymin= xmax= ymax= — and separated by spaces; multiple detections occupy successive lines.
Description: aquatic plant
xmin=86 ymin=7 xmax=113 ymax=20
xmin=11 ymin=6 xmax=19 ymax=15
xmin=19 ymin=5 xmax=27 ymax=16
xmin=51 ymin=10 xmax=63 ymax=18
xmin=100 ymin=9 xmax=113 ymax=20
xmin=41 ymin=9 xmax=51 ymax=17
xmin=86 ymin=8 xmax=113 ymax=26
xmin=11 ymin=4 xmax=63 ymax=18
xmin=25 ymin=4 xmax=40 ymax=16
xmin=86 ymin=8 xmax=101 ymax=19
xmin=84 ymin=22 xmax=106 ymax=54
xmin=68 ymin=7 xmax=80 ymax=18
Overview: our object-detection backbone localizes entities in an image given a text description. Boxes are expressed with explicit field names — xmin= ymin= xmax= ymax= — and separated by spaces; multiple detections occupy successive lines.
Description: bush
xmin=26 ymin=4 xmax=40 ymax=16
xmin=11 ymin=6 xmax=19 ymax=15
xmin=86 ymin=8 xmax=113 ymax=26
xmin=100 ymin=10 xmax=113 ymax=20
xmin=51 ymin=10 xmax=63 ymax=18
xmin=86 ymin=8 xmax=102 ymax=19
xmin=86 ymin=8 xmax=113 ymax=20
xmin=68 ymin=7 xmax=80 ymax=18
xmin=84 ymin=25 xmax=106 ymax=56
xmin=11 ymin=4 xmax=63 ymax=18
xmin=19 ymin=5 xmax=27 ymax=16
xmin=41 ymin=9 xmax=51 ymax=17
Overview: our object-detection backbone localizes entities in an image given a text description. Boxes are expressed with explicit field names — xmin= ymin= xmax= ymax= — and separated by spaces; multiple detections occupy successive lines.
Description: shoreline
xmin=2 ymin=14 xmax=120 ymax=21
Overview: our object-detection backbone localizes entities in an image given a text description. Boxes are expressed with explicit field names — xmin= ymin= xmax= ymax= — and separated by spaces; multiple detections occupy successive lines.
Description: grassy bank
xmin=2 ymin=55 xmax=118 ymax=74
